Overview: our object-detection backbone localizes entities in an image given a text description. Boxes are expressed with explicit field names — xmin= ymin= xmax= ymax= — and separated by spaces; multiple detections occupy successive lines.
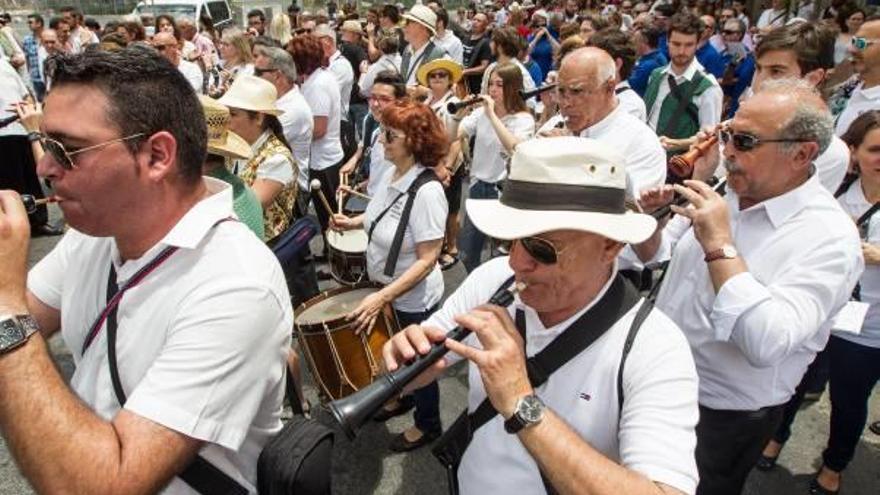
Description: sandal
xmin=439 ymin=252 xmax=460 ymax=271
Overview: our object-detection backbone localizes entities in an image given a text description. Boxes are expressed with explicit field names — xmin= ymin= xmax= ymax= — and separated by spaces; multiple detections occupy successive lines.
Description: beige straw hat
xmin=216 ymin=74 xmax=283 ymax=116
xmin=200 ymin=95 xmax=252 ymax=160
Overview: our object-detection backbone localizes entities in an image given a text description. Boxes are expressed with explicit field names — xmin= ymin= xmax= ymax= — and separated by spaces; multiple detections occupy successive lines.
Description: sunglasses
xmin=253 ymin=67 xmax=277 ymax=77
xmin=428 ymin=71 xmax=449 ymax=79
xmin=39 ymin=133 xmax=146 ymax=170
xmin=851 ymin=36 xmax=880 ymax=51
xmin=503 ymin=236 xmax=565 ymax=265
xmin=718 ymin=129 xmax=810 ymax=152
xmin=722 ymin=29 xmax=741 ymax=35
xmin=383 ymin=129 xmax=405 ymax=142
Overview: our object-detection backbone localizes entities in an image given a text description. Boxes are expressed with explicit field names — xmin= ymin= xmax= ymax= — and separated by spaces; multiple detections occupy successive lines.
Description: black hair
xmin=248 ymin=9 xmax=266 ymax=22
xmin=84 ymin=18 xmax=100 ymax=31
xmin=49 ymin=16 xmax=69 ymax=30
xmin=373 ymin=69 xmax=406 ymax=98
xmin=381 ymin=5 xmax=401 ymax=23
xmin=28 ymin=13 xmax=44 ymax=27
xmin=49 ymin=47 xmax=206 ymax=185
xmin=639 ymin=25 xmax=664 ymax=49
xmin=436 ymin=8 xmax=449 ymax=28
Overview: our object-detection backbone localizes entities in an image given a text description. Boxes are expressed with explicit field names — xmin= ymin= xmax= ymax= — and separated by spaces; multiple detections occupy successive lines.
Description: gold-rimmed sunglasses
xmin=37 ymin=133 xmax=146 ymax=170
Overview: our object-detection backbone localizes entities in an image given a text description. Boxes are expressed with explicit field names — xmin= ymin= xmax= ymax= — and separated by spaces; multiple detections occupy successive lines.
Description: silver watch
xmin=0 ymin=315 xmax=39 ymax=354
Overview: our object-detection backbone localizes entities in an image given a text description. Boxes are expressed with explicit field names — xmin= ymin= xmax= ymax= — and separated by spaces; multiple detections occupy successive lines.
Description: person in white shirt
xmin=834 ymin=20 xmax=880 ymax=136
xmin=0 ymin=47 xmax=291 ymax=495
xmin=644 ymin=13 xmax=723 ymax=149
xmin=331 ymin=100 xmax=448 ymax=452
xmin=314 ymin=24 xmax=354 ymax=122
xmin=756 ymin=0 xmax=789 ymax=32
xmin=399 ymin=5 xmax=449 ymax=87
xmin=539 ymin=47 xmax=665 ymax=289
xmin=60 ymin=6 xmax=98 ymax=53
xmin=433 ymin=8 xmax=463 ymax=65
xmin=383 ymin=136 xmax=699 ymax=495
xmin=588 ymin=28 xmax=648 ymax=122
xmin=290 ymin=34 xmax=344 ymax=231
xmin=358 ymin=34 xmax=401 ymax=98
xmin=479 ymin=26 xmax=537 ymax=97
xmin=448 ymin=63 xmax=536 ymax=273
xmin=634 ymin=81 xmax=863 ymax=495
xmin=152 ymin=32 xmax=203 ymax=94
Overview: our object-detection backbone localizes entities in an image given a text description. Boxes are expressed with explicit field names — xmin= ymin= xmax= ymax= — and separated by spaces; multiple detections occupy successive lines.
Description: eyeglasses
xmin=514 ymin=236 xmax=567 ymax=265
xmin=254 ymin=67 xmax=278 ymax=77
xmin=555 ymin=82 xmax=606 ymax=99
xmin=38 ymin=133 xmax=146 ymax=170
xmin=722 ymin=30 xmax=741 ymax=35
xmin=718 ymin=129 xmax=810 ymax=152
xmin=383 ymin=129 xmax=405 ymax=142
xmin=851 ymin=36 xmax=880 ymax=51
xmin=368 ymin=94 xmax=395 ymax=104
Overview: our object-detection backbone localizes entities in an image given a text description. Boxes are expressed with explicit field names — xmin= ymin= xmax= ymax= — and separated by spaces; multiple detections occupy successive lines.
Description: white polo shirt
xmin=423 ymin=257 xmax=700 ymax=495
xmin=460 ymin=108 xmax=535 ymax=184
xmin=328 ymin=50 xmax=354 ymax=118
xmin=652 ymin=174 xmax=863 ymax=410
xmin=277 ymin=86 xmax=314 ymax=194
xmin=302 ymin=68 xmax=344 ymax=171
xmin=835 ymin=82 xmax=880 ymax=136
xmin=27 ymin=178 xmax=293 ymax=494
xmin=363 ymin=165 xmax=447 ymax=312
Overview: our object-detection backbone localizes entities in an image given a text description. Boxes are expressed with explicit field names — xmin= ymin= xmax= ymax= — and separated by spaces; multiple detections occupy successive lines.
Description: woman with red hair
xmin=331 ymin=100 xmax=449 ymax=451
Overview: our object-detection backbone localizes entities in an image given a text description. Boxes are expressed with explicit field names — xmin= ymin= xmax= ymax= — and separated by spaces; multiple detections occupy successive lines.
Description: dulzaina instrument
xmin=446 ymin=96 xmax=484 ymax=114
xmin=328 ymin=281 xmax=526 ymax=440
xmin=21 ymin=194 xmax=58 ymax=214
xmin=668 ymin=134 xmax=719 ymax=180
xmin=650 ymin=176 xmax=727 ymax=219
xmin=518 ymin=83 xmax=557 ymax=100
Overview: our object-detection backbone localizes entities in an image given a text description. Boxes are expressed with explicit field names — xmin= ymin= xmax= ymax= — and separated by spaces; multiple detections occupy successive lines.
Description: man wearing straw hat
xmin=0 ymin=48 xmax=291 ymax=494
xmin=383 ymin=136 xmax=699 ymax=494
xmin=400 ymin=5 xmax=449 ymax=87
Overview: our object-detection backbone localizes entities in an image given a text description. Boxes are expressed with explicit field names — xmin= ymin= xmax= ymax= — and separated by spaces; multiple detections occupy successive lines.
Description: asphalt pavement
xmin=1 ymin=203 xmax=877 ymax=495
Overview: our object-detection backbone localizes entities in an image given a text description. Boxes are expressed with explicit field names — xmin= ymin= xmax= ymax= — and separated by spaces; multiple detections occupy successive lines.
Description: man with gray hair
xmin=635 ymin=82 xmax=864 ymax=495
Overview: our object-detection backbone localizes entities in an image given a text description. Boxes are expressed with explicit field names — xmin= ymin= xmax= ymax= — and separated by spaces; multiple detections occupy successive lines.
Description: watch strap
xmin=704 ymin=245 xmax=736 ymax=262
xmin=0 ymin=315 xmax=39 ymax=353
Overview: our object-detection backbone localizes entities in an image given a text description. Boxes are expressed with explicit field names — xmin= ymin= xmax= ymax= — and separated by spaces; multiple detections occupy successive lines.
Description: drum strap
xmin=100 ymin=219 xmax=248 ymax=495
xmin=368 ymin=169 xmax=440 ymax=277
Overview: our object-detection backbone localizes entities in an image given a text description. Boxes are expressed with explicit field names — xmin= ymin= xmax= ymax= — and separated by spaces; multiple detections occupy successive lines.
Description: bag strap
xmin=659 ymin=72 xmax=704 ymax=138
xmin=856 ymin=202 xmax=880 ymax=227
xmin=104 ymin=220 xmax=248 ymax=495
xmin=367 ymin=169 xmax=440 ymax=277
xmin=834 ymin=172 xmax=859 ymax=198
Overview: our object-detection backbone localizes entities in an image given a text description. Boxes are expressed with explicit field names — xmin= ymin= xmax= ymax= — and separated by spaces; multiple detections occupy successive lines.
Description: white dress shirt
xmin=756 ymin=8 xmax=787 ymax=29
xmin=302 ymin=68 xmax=344 ymax=170
xmin=652 ymin=174 xmax=864 ymax=410
xmin=276 ymin=86 xmax=314 ymax=194
xmin=328 ymin=50 xmax=354 ymax=118
xmin=358 ymin=53 xmax=401 ymax=97
xmin=433 ymin=30 xmax=463 ymax=65
xmin=0 ymin=59 xmax=28 ymax=137
xmin=814 ymin=135 xmax=850 ymax=193
xmin=28 ymin=178 xmax=293 ymax=494
xmin=646 ymin=59 xmax=723 ymax=134
xmin=177 ymin=59 xmax=204 ymax=94
xmin=423 ymin=257 xmax=700 ymax=495
xmin=835 ymin=82 xmax=880 ymax=136
xmin=363 ymin=165 xmax=447 ymax=312
xmin=615 ymin=81 xmax=648 ymax=122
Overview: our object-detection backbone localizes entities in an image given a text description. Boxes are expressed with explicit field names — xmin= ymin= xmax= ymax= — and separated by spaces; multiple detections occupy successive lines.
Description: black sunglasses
xmin=384 ymin=129 xmax=405 ymax=142
xmin=719 ymin=129 xmax=810 ymax=152
xmin=39 ymin=133 xmax=145 ymax=170
xmin=253 ymin=67 xmax=278 ymax=77
xmin=503 ymin=236 xmax=565 ymax=265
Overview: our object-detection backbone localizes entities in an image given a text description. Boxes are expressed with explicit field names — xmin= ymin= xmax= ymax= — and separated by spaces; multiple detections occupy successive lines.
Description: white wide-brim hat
xmin=466 ymin=137 xmax=656 ymax=244
xmin=217 ymin=74 xmax=283 ymax=116
xmin=402 ymin=5 xmax=437 ymax=35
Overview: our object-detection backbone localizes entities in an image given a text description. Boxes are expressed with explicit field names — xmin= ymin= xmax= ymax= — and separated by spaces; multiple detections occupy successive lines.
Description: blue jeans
xmin=394 ymin=306 xmax=442 ymax=434
xmin=822 ymin=335 xmax=880 ymax=472
xmin=459 ymin=180 xmax=501 ymax=273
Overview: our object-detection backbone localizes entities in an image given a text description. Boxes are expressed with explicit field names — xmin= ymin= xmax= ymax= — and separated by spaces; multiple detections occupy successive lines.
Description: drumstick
xmin=310 ymin=179 xmax=335 ymax=219
xmin=344 ymin=189 xmax=372 ymax=201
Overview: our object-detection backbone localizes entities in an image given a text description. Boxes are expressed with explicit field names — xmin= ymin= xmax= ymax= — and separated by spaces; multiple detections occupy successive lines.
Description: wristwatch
xmin=704 ymin=244 xmax=739 ymax=263
xmin=0 ymin=315 xmax=39 ymax=354
xmin=504 ymin=394 xmax=546 ymax=434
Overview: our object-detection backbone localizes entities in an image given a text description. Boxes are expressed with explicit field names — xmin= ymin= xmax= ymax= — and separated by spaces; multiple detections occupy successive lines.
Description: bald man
xmin=152 ymin=32 xmax=203 ymax=94
xmin=636 ymin=82 xmax=863 ymax=495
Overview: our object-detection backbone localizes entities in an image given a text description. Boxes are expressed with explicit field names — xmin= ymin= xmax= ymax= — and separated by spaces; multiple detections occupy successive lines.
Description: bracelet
xmin=27 ymin=131 xmax=41 ymax=142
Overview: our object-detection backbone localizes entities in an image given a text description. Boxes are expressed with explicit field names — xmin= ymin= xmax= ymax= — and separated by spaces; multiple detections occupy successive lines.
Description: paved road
xmin=1 ymin=204 xmax=877 ymax=494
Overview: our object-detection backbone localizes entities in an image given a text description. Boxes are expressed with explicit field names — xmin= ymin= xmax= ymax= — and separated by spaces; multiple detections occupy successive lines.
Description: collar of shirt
xmin=853 ymin=82 xmax=880 ymax=101
xmin=388 ymin=163 xmax=426 ymax=194
xmin=277 ymin=85 xmax=301 ymax=106
xmin=407 ymin=42 xmax=429 ymax=62
xmin=728 ymin=173 xmax=822 ymax=228
xmin=250 ymin=129 xmax=272 ymax=152
xmin=579 ymin=103 xmax=621 ymax=138
xmin=111 ymin=177 xmax=234 ymax=278
xmin=430 ymin=90 xmax=455 ymax=110
xmin=661 ymin=57 xmax=704 ymax=83
xmin=329 ymin=50 xmax=343 ymax=64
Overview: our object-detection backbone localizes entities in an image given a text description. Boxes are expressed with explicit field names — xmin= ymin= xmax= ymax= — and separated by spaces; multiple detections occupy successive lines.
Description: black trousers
xmin=772 ymin=346 xmax=830 ymax=445
xmin=695 ymin=404 xmax=785 ymax=495
xmin=0 ymin=135 xmax=48 ymax=227
xmin=308 ymin=163 xmax=342 ymax=233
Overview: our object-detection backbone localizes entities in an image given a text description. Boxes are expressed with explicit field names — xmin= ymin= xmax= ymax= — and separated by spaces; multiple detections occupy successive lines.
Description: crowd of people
xmin=0 ymin=0 xmax=879 ymax=494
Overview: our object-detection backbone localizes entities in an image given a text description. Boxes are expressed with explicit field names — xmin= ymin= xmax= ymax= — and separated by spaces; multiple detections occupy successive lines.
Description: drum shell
xmin=294 ymin=283 xmax=399 ymax=402
xmin=327 ymin=229 xmax=368 ymax=286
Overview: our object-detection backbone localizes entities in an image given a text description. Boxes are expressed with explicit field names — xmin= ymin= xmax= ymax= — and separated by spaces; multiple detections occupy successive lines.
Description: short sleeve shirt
xmin=302 ymin=68 xmax=344 ymax=170
xmin=460 ymin=108 xmax=535 ymax=184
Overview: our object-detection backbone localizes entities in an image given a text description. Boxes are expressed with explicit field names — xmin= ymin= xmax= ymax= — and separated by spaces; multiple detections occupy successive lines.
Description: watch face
xmin=722 ymin=245 xmax=738 ymax=258
xmin=520 ymin=395 xmax=545 ymax=423
xmin=0 ymin=319 xmax=24 ymax=349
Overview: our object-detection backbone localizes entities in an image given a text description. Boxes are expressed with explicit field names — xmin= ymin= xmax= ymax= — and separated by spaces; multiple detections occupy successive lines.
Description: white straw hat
xmin=466 ymin=137 xmax=656 ymax=244
xmin=402 ymin=5 xmax=437 ymax=35
xmin=216 ymin=74 xmax=283 ymax=116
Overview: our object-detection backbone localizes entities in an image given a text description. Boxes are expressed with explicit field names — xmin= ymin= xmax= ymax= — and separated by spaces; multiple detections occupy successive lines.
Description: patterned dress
xmin=237 ymin=132 xmax=299 ymax=241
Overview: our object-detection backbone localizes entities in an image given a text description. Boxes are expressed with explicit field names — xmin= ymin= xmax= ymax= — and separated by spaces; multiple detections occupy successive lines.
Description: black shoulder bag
xmin=432 ymin=275 xmax=654 ymax=495
xmin=367 ymin=169 xmax=440 ymax=277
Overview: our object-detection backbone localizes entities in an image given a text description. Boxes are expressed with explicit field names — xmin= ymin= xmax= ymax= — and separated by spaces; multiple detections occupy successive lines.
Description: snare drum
xmin=326 ymin=228 xmax=368 ymax=285
xmin=343 ymin=194 xmax=369 ymax=216
xmin=294 ymin=283 xmax=399 ymax=401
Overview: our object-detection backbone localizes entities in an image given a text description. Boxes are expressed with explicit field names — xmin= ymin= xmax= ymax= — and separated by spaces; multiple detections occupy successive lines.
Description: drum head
xmin=344 ymin=195 xmax=369 ymax=214
xmin=327 ymin=229 xmax=368 ymax=253
xmin=297 ymin=287 xmax=378 ymax=324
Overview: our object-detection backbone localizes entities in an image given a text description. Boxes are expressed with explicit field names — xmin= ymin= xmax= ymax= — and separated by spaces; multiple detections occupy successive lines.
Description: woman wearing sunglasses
xmin=331 ymin=100 xmax=449 ymax=452
xmin=757 ymin=110 xmax=880 ymax=495
xmin=447 ymin=62 xmax=536 ymax=273
xmin=418 ymin=58 xmax=465 ymax=271
xmin=218 ymin=75 xmax=298 ymax=242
